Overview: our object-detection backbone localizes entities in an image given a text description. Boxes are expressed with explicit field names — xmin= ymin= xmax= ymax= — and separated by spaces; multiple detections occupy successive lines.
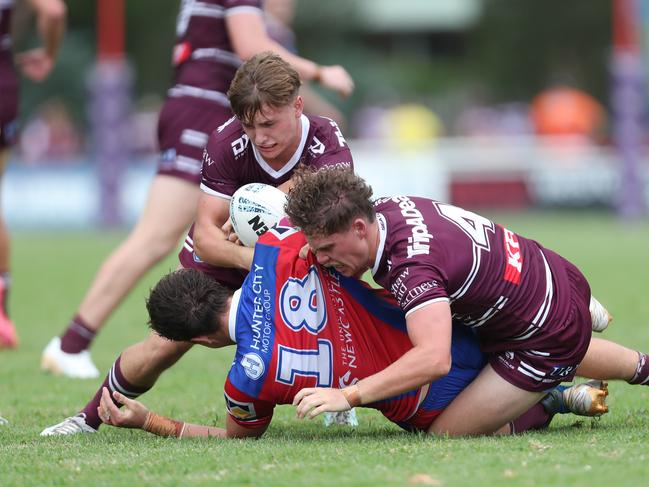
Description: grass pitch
xmin=2 ymin=210 xmax=649 ymax=486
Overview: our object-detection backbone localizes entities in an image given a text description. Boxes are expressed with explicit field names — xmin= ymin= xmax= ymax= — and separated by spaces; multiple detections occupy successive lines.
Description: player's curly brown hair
xmin=285 ymin=167 xmax=375 ymax=236
xmin=228 ymin=52 xmax=301 ymax=126
xmin=146 ymin=269 xmax=233 ymax=342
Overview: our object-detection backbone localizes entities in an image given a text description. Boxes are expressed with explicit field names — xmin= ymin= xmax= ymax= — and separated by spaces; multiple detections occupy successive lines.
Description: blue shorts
xmin=398 ymin=324 xmax=486 ymax=432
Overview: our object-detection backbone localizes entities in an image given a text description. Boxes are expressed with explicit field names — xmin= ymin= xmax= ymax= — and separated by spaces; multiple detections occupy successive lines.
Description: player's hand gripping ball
xmin=229 ymin=183 xmax=287 ymax=247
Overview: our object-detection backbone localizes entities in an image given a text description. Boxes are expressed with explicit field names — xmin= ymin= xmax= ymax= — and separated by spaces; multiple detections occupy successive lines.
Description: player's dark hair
xmin=146 ymin=269 xmax=233 ymax=342
xmin=285 ymin=167 xmax=376 ymax=236
xmin=228 ymin=52 xmax=302 ymax=126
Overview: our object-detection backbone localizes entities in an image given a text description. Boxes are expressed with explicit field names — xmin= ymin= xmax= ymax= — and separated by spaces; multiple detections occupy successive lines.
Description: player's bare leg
xmin=41 ymin=332 xmax=192 ymax=435
xmin=42 ymin=176 xmax=199 ymax=377
xmin=427 ymin=364 xmax=544 ymax=436
xmin=0 ymin=149 xmax=17 ymax=349
xmin=578 ymin=337 xmax=649 ymax=384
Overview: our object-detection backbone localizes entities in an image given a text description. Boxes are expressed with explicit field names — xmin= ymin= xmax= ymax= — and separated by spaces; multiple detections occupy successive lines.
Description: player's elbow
xmin=192 ymin=223 xmax=211 ymax=256
xmin=421 ymin=350 xmax=452 ymax=380
xmin=42 ymin=0 xmax=67 ymax=22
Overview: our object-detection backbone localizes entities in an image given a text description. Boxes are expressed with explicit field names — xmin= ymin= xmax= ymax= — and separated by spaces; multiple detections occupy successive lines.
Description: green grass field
xmin=2 ymin=210 xmax=649 ymax=486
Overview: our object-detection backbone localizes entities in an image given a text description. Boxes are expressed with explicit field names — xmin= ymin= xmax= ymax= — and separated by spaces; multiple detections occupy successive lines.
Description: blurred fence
xmin=4 ymin=136 xmax=649 ymax=230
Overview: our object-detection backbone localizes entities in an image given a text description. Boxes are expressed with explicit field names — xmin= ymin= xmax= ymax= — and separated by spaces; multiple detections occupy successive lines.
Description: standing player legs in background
xmin=1 ymin=0 xmax=65 ymax=349
xmin=0 ymin=150 xmax=17 ymax=349
xmin=41 ymin=158 xmax=205 ymax=378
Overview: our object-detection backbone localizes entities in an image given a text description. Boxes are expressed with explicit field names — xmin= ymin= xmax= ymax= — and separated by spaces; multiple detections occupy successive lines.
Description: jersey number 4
xmin=434 ymin=202 xmax=495 ymax=250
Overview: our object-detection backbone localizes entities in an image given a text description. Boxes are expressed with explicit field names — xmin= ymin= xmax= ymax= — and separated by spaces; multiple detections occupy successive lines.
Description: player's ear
xmin=190 ymin=335 xmax=217 ymax=348
xmin=294 ymin=95 xmax=304 ymax=117
xmin=352 ymin=218 xmax=367 ymax=238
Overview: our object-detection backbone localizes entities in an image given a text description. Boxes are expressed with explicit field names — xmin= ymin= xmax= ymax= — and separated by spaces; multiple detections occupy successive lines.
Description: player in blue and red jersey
xmin=93 ymin=227 xmax=608 ymax=439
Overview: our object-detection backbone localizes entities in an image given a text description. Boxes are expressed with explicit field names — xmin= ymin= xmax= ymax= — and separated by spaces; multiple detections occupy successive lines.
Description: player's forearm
xmin=32 ymin=0 xmax=67 ymax=59
xmin=227 ymin=15 xmax=320 ymax=82
xmin=354 ymin=347 xmax=451 ymax=405
xmin=179 ymin=423 xmax=228 ymax=438
xmin=138 ymin=412 xmax=227 ymax=439
xmin=194 ymin=223 xmax=253 ymax=271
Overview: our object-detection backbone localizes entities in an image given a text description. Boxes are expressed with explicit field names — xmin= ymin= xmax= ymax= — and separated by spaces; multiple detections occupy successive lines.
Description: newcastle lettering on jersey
xmin=327 ymin=268 xmax=358 ymax=371
xmin=393 ymin=196 xmax=434 ymax=258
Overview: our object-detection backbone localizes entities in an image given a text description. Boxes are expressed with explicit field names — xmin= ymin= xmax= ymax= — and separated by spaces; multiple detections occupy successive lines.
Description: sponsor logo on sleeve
xmin=241 ymin=352 xmax=265 ymax=380
xmin=224 ymin=392 xmax=258 ymax=421
xmin=231 ymin=134 xmax=250 ymax=157
xmin=202 ymin=148 xmax=214 ymax=166
xmin=308 ymin=136 xmax=325 ymax=155
xmin=502 ymin=228 xmax=523 ymax=285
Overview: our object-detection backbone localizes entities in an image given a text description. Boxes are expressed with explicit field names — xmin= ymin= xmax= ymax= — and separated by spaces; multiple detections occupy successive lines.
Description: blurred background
xmin=5 ymin=0 xmax=648 ymax=229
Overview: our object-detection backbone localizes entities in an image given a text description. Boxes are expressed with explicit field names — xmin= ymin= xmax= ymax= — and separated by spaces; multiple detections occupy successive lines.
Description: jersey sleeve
xmin=200 ymin=120 xmax=243 ymax=198
xmin=224 ymin=377 xmax=275 ymax=429
xmin=388 ymin=255 xmax=450 ymax=316
xmin=258 ymin=224 xmax=308 ymax=251
xmin=224 ymin=0 xmax=263 ymax=13
xmin=308 ymin=118 xmax=354 ymax=171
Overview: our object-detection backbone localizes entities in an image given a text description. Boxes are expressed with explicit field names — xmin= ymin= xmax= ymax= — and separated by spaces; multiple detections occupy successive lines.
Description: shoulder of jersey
xmin=308 ymin=114 xmax=335 ymax=136
xmin=211 ymin=116 xmax=244 ymax=142
xmin=258 ymin=225 xmax=306 ymax=249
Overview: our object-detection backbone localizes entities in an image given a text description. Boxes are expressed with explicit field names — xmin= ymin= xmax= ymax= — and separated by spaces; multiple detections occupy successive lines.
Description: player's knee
xmin=127 ymin=227 xmax=180 ymax=263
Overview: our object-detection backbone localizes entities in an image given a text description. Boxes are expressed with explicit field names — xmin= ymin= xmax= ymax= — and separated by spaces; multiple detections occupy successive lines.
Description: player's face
xmin=308 ymin=221 xmax=370 ymax=278
xmin=241 ymin=97 xmax=303 ymax=167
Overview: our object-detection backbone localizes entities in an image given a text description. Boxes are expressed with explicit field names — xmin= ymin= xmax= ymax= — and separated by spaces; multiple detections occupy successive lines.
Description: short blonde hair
xmin=227 ymin=52 xmax=301 ymax=126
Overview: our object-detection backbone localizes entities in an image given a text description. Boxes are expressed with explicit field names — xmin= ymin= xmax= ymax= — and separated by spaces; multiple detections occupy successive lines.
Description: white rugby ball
xmin=229 ymin=183 xmax=287 ymax=247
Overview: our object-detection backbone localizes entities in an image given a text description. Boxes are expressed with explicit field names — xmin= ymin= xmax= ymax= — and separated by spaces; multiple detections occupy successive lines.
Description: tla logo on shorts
xmin=241 ymin=352 xmax=265 ymax=380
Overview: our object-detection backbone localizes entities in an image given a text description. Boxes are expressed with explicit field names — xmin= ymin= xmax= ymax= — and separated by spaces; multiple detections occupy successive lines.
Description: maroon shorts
xmin=178 ymin=223 xmax=247 ymax=290
xmin=157 ymin=95 xmax=231 ymax=184
xmin=0 ymin=70 xmax=19 ymax=150
xmin=489 ymin=258 xmax=593 ymax=392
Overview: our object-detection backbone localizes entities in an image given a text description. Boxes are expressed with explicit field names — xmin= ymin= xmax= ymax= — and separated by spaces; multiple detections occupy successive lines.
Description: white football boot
xmin=41 ymin=337 xmax=100 ymax=379
xmin=0 ymin=416 xmax=8 ymax=425
xmin=541 ymin=380 xmax=609 ymax=417
xmin=590 ymin=296 xmax=612 ymax=333
xmin=40 ymin=414 xmax=97 ymax=436
xmin=324 ymin=408 xmax=359 ymax=427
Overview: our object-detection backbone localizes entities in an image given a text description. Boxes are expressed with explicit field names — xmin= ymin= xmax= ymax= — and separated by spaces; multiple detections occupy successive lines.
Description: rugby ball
xmin=229 ymin=183 xmax=287 ymax=247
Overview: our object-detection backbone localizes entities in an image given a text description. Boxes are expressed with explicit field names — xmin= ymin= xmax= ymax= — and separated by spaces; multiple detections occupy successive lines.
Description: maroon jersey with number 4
xmin=371 ymin=196 xmax=589 ymax=356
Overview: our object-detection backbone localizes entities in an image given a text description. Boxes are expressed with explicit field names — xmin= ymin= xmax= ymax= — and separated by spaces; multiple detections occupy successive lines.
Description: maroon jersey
xmin=201 ymin=114 xmax=352 ymax=197
xmin=178 ymin=114 xmax=353 ymax=288
xmin=0 ymin=0 xmax=18 ymax=149
xmin=372 ymin=197 xmax=585 ymax=355
xmin=169 ymin=0 xmax=262 ymax=102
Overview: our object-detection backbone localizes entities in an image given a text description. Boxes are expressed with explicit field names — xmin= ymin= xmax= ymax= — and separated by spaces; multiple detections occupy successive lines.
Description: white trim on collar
xmin=372 ymin=213 xmax=387 ymax=277
xmin=251 ymin=114 xmax=310 ymax=179
xmin=228 ymin=288 xmax=242 ymax=343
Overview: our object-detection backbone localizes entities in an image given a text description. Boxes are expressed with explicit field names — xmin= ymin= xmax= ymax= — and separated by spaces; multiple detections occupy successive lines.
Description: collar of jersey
xmin=371 ymin=212 xmax=388 ymax=277
xmin=228 ymin=288 xmax=242 ymax=343
xmin=250 ymin=114 xmax=310 ymax=179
